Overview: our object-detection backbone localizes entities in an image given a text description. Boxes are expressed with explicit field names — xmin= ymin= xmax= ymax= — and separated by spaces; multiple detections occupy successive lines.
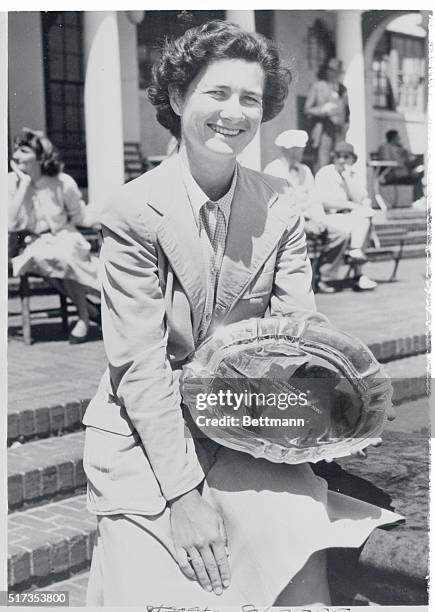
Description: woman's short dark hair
xmin=147 ymin=20 xmax=292 ymax=139
xmin=14 ymin=128 xmax=62 ymax=176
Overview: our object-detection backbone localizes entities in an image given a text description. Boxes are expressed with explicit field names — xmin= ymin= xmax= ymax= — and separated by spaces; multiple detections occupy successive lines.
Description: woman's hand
xmin=10 ymin=160 xmax=32 ymax=190
xmin=169 ymin=488 xmax=230 ymax=595
xmin=9 ymin=160 xmax=32 ymax=230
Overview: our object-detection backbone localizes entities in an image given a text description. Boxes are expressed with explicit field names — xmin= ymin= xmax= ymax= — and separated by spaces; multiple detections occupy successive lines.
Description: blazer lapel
xmin=215 ymin=166 xmax=295 ymax=321
xmin=144 ymin=156 xmax=207 ymax=338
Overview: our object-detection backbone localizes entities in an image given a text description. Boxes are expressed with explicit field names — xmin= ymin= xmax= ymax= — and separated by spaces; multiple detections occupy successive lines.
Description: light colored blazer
xmin=83 ymin=154 xmax=316 ymax=516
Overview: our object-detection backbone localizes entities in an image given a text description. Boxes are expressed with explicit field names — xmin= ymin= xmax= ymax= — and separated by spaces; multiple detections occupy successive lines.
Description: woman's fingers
xmin=215 ymin=516 xmax=231 ymax=587
xmin=198 ymin=546 xmax=223 ymax=595
xmin=186 ymin=547 xmax=213 ymax=593
xmin=10 ymin=160 xmax=21 ymax=176
xmin=174 ymin=547 xmax=196 ymax=581
xmin=211 ymin=540 xmax=231 ymax=589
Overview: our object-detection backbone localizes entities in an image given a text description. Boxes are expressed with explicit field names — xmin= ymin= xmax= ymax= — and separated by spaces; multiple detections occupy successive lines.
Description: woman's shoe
xmin=353 ymin=275 xmax=377 ymax=291
xmin=69 ymin=333 xmax=88 ymax=345
xmin=68 ymin=320 xmax=89 ymax=344
xmin=346 ymin=248 xmax=368 ymax=263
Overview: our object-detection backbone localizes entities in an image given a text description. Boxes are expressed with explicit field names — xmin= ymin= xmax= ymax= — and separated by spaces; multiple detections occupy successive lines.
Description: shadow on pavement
xmin=8 ymin=321 xmax=102 ymax=344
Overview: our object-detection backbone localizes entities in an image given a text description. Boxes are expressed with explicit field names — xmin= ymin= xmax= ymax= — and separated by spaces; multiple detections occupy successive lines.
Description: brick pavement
xmin=8 ymin=258 xmax=427 ymax=416
xmin=11 ymin=394 xmax=428 ymax=604
xmin=8 ymin=495 xmax=96 ymax=589
xmin=7 ymin=255 xmax=429 ymax=602
xmin=8 ymin=377 xmax=428 ymax=510
xmin=42 ymin=569 xmax=90 ymax=606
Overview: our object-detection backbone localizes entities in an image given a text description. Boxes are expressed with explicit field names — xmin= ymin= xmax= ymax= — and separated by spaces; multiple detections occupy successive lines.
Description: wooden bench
xmin=306 ymin=226 xmax=407 ymax=291
xmin=9 ymin=228 xmax=101 ymax=345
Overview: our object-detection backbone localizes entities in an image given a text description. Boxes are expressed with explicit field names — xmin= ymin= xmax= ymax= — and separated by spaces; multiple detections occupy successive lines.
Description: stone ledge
xmin=8 ymin=399 xmax=89 ymax=444
xmin=7 ymin=336 xmax=428 ymax=443
xmin=331 ymin=430 xmax=429 ymax=604
xmin=8 ymin=432 xmax=86 ymax=509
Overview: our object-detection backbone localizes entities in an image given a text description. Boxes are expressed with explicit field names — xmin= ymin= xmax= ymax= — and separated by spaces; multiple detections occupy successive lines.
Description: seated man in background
xmin=313 ymin=141 xmax=377 ymax=292
xmin=377 ymin=130 xmax=424 ymax=199
xmin=264 ymin=130 xmax=349 ymax=293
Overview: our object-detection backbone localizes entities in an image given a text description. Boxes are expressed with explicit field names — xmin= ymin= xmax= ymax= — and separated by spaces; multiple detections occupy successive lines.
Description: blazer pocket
xmin=83 ymin=426 xmax=166 ymax=514
xmin=83 ymin=426 xmax=135 ymax=474
xmin=241 ymin=270 xmax=274 ymax=299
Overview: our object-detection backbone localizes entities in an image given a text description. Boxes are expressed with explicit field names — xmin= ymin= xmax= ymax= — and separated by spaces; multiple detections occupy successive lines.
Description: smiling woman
xmin=82 ymin=20 xmax=402 ymax=607
xmin=167 ymin=58 xmax=266 ymax=198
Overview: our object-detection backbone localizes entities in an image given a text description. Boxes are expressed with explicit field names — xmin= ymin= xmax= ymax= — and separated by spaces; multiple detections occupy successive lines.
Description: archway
xmin=363 ymin=11 xmax=428 ymax=154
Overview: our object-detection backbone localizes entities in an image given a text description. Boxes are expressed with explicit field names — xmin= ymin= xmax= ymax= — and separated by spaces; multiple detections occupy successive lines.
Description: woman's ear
xmin=168 ymin=84 xmax=184 ymax=117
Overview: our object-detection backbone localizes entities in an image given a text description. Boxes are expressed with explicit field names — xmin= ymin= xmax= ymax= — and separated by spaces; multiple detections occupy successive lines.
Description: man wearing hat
xmin=313 ymin=141 xmax=377 ymax=291
xmin=264 ymin=130 xmax=349 ymax=293
xmin=304 ymin=58 xmax=350 ymax=171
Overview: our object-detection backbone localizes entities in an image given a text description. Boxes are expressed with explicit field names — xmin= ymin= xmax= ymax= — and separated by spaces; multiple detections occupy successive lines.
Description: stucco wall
xmin=118 ymin=12 xmax=142 ymax=143
xmin=8 ymin=12 xmax=46 ymax=145
xmin=139 ymin=91 xmax=172 ymax=158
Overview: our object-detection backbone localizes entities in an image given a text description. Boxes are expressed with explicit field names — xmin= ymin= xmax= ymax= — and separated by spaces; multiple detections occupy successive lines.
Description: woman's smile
xmin=207 ymin=123 xmax=245 ymax=137
xmin=173 ymin=58 xmax=265 ymax=160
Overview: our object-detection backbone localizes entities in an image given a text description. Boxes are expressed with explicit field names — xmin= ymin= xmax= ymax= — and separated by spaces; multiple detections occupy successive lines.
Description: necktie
xmin=198 ymin=202 xmax=226 ymax=340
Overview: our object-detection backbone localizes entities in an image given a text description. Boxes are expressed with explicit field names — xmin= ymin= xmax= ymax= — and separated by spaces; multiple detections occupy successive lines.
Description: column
xmin=336 ymin=10 xmax=367 ymax=177
xmin=226 ymin=10 xmax=261 ymax=171
xmin=119 ymin=11 xmax=143 ymax=143
xmin=84 ymin=12 xmax=124 ymax=204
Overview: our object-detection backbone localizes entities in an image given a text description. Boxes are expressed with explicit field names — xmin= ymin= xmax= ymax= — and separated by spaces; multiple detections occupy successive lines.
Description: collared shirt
xmin=313 ymin=163 xmax=369 ymax=210
xmin=178 ymin=153 xmax=237 ymax=339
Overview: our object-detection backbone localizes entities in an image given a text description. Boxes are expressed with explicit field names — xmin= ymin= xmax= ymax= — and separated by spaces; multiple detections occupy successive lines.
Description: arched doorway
xmin=363 ymin=11 xmax=428 ymax=155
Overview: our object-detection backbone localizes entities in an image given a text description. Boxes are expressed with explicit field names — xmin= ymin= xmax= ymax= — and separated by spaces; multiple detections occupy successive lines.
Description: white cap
xmin=275 ymin=129 xmax=308 ymax=149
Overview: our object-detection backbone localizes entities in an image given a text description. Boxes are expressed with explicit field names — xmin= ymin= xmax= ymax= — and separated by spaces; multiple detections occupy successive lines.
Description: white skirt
xmin=12 ymin=226 xmax=99 ymax=294
xmin=87 ymin=447 xmax=403 ymax=606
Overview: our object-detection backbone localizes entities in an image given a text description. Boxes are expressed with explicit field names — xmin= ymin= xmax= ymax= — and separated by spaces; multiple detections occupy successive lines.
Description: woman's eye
xmin=208 ymin=90 xmax=226 ymax=99
xmin=243 ymin=95 xmax=262 ymax=106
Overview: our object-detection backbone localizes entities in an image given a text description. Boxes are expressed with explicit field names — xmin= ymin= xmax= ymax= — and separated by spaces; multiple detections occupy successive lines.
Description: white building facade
xmin=8 ymin=9 xmax=429 ymax=202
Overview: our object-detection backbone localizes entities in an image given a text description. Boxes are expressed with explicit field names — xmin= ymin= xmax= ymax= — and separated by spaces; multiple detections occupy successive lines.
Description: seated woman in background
xmin=8 ymin=128 xmax=100 ymax=344
xmin=313 ymin=141 xmax=377 ymax=292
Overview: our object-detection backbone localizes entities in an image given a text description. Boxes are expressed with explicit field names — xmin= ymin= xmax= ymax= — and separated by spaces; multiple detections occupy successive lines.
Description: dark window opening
xmin=42 ymin=11 xmax=87 ymax=187
xmin=255 ymin=11 xmax=274 ymax=39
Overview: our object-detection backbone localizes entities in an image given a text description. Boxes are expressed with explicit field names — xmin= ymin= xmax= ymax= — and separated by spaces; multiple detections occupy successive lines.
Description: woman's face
xmin=172 ymin=58 xmax=265 ymax=161
xmin=12 ymin=144 xmax=40 ymax=175
xmin=333 ymin=152 xmax=354 ymax=174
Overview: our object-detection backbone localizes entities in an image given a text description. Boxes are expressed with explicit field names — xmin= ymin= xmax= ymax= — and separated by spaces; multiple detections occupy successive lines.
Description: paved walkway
xmin=8 ymin=258 xmax=427 ymax=413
